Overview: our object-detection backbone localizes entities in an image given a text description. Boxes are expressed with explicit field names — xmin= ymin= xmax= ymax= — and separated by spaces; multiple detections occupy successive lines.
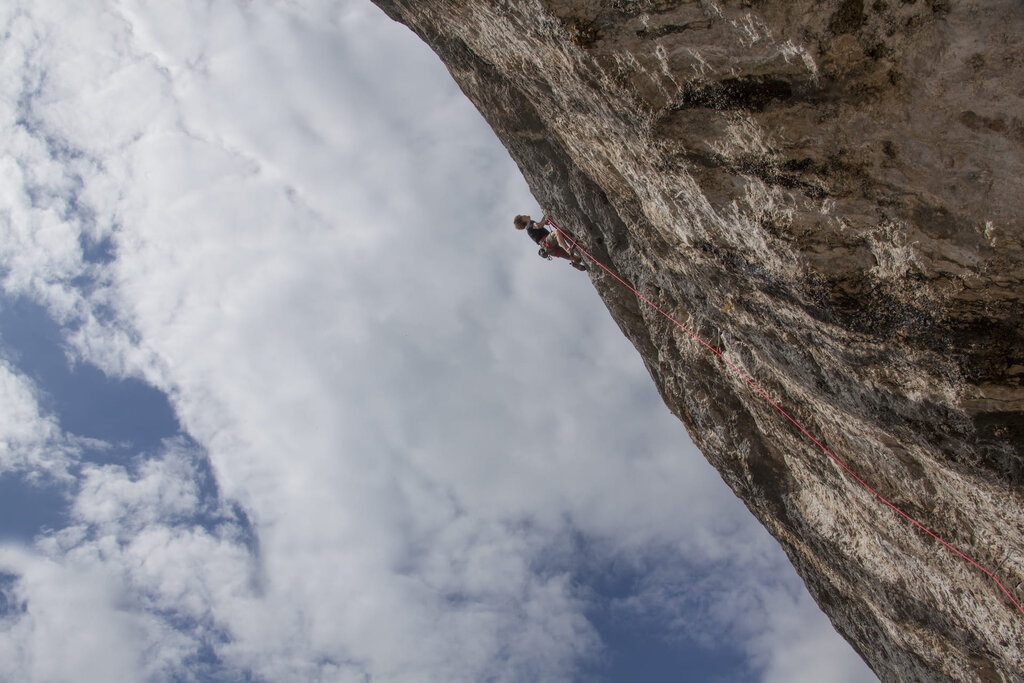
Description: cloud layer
xmin=0 ymin=1 xmax=876 ymax=681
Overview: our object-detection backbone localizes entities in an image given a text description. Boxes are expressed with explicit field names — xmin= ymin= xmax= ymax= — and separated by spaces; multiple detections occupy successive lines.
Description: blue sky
xmin=0 ymin=1 xmax=877 ymax=681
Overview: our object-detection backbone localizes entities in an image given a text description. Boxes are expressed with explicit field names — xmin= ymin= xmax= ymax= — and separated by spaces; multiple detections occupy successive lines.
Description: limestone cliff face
xmin=369 ymin=1 xmax=1024 ymax=680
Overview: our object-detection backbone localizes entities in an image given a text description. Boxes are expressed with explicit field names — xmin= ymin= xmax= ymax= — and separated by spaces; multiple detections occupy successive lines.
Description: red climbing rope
xmin=546 ymin=218 xmax=1024 ymax=617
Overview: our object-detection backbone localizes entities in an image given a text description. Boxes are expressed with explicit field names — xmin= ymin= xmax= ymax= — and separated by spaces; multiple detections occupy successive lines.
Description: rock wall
xmin=368 ymin=1 xmax=1024 ymax=680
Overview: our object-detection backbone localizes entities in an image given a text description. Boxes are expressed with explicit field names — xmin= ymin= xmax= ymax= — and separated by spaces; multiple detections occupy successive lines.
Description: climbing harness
xmin=545 ymin=218 xmax=1024 ymax=617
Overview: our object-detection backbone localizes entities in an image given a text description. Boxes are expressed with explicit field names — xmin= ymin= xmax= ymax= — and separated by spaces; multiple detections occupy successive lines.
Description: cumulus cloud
xmin=0 ymin=442 xmax=253 ymax=682
xmin=0 ymin=0 xmax=877 ymax=681
xmin=0 ymin=360 xmax=77 ymax=480
xmin=0 ymin=548 xmax=153 ymax=683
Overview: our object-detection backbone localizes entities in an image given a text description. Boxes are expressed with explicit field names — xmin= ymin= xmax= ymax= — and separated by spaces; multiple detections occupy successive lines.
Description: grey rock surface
xmin=369 ymin=1 xmax=1024 ymax=680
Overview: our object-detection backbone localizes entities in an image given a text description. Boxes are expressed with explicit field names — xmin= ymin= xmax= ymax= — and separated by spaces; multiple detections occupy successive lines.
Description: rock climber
xmin=513 ymin=214 xmax=587 ymax=271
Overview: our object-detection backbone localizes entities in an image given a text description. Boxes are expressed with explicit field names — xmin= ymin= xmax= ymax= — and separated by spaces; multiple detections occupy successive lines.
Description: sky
xmin=0 ymin=1 xmax=878 ymax=681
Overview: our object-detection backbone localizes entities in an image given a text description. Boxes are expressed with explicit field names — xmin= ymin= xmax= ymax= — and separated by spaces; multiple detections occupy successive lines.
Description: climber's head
xmin=513 ymin=215 xmax=531 ymax=230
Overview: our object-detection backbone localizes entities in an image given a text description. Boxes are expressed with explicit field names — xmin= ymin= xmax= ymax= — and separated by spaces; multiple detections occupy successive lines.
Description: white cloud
xmin=0 ymin=0 xmax=878 ymax=681
xmin=0 ymin=548 xmax=151 ymax=683
xmin=0 ymin=360 xmax=76 ymax=480
xmin=72 ymin=441 xmax=203 ymax=532
xmin=0 ymin=442 xmax=251 ymax=683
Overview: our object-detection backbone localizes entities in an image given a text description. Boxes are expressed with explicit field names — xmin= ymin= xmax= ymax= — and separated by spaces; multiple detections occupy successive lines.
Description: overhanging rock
xmin=369 ymin=2 xmax=1024 ymax=680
